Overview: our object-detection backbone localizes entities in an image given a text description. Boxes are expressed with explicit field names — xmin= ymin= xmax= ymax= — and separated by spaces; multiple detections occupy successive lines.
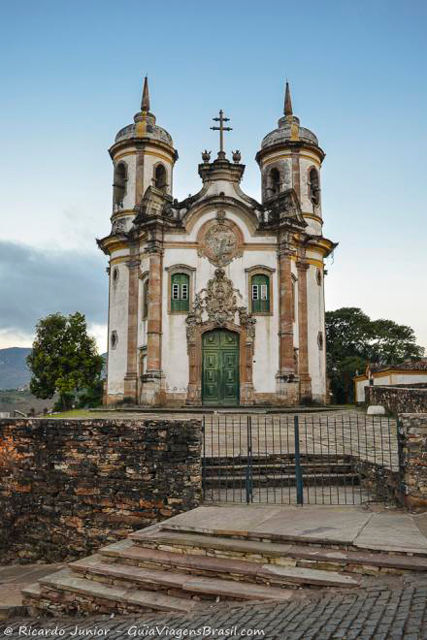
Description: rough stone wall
xmin=365 ymin=385 xmax=427 ymax=415
xmin=0 ymin=418 xmax=202 ymax=564
xmin=356 ymin=460 xmax=401 ymax=506
xmin=398 ymin=413 xmax=427 ymax=510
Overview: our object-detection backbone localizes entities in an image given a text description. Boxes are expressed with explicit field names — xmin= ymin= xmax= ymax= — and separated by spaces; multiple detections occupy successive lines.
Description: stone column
xmin=123 ymin=254 xmax=140 ymax=402
xmin=397 ymin=413 xmax=427 ymax=510
xmin=141 ymin=227 xmax=164 ymax=405
xmin=296 ymin=260 xmax=312 ymax=401
xmin=276 ymin=234 xmax=299 ymax=404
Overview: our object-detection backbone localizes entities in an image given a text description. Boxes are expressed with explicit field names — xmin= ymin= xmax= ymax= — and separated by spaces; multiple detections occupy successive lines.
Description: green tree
xmin=27 ymin=312 xmax=104 ymax=411
xmin=325 ymin=307 xmax=424 ymax=404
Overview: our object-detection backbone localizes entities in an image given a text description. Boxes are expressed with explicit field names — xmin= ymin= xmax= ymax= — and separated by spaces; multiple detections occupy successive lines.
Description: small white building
xmin=98 ymin=79 xmax=337 ymax=407
xmin=354 ymin=361 xmax=427 ymax=404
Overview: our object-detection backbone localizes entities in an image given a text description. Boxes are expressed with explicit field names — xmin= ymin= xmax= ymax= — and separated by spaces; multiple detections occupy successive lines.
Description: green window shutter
xmin=251 ymin=274 xmax=270 ymax=313
xmin=171 ymin=273 xmax=190 ymax=312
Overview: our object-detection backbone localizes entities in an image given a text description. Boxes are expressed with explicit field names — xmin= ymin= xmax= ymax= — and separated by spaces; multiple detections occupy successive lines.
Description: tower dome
xmin=114 ymin=78 xmax=174 ymax=147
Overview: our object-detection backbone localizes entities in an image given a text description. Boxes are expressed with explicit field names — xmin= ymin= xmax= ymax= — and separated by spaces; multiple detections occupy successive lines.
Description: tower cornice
xmin=255 ymin=140 xmax=325 ymax=166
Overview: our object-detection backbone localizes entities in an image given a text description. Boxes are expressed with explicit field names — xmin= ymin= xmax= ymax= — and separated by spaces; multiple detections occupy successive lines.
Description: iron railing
xmin=202 ymin=412 xmax=399 ymax=506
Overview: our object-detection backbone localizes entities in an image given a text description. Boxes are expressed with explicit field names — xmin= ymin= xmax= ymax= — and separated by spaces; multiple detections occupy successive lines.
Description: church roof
xmin=114 ymin=122 xmax=173 ymax=146
xmin=114 ymin=77 xmax=174 ymax=147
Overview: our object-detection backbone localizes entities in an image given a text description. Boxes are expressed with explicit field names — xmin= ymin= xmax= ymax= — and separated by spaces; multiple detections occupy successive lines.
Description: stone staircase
xmin=22 ymin=516 xmax=427 ymax=617
xmin=203 ymin=454 xmax=359 ymax=489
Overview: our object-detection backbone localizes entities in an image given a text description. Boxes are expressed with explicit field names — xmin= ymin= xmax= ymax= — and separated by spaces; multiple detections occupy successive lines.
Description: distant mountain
xmin=0 ymin=347 xmax=32 ymax=390
xmin=0 ymin=347 xmax=107 ymax=391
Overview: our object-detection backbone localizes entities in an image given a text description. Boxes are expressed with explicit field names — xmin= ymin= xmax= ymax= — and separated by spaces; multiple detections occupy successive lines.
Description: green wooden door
xmin=202 ymin=330 xmax=239 ymax=406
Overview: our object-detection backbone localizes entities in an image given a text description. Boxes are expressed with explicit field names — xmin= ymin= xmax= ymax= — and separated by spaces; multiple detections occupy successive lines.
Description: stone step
xmin=129 ymin=529 xmax=427 ymax=574
xmin=99 ymin=541 xmax=358 ymax=588
xmin=23 ymin=568 xmax=199 ymax=615
xmin=71 ymin=553 xmax=301 ymax=597
xmin=203 ymin=473 xmax=359 ymax=488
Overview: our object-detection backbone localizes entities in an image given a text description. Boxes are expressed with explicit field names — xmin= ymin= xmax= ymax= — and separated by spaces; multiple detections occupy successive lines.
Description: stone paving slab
xmin=354 ymin=513 xmax=427 ymax=554
xmin=161 ymin=505 xmax=290 ymax=536
xmin=160 ymin=505 xmax=427 ymax=554
xmin=249 ymin=506 xmax=373 ymax=544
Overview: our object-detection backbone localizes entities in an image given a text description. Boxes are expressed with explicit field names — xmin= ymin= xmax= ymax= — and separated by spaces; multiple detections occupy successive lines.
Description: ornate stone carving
xmin=197 ymin=214 xmax=243 ymax=267
xmin=186 ymin=268 xmax=255 ymax=336
xmin=111 ymin=218 xmax=127 ymax=235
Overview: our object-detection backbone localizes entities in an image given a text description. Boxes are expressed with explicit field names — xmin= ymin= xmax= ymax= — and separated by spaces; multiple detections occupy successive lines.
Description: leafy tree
xmin=326 ymin=307 xmax=424 ymax=404
xmin=27 ymin=312 xmax=104 ymax=411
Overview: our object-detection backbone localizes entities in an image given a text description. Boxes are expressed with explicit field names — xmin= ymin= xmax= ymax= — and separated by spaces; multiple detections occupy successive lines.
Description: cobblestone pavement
xmin=3 ymin=577 xmax=427 ymax=639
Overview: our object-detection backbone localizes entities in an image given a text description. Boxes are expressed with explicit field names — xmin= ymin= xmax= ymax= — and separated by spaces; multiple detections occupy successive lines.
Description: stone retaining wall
xmin=365 ymin=385 xmax=427 ymax=415
xmin=0 ymin=418 xmax=202 ymax=564
xmin=398 ymin=413 xmax=427 ymax=510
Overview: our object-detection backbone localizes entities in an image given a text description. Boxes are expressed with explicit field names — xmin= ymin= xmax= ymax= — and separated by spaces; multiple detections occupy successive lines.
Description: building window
xmin=316 ymin=269 xmax=322 ymax=286
xmin=154 ymin=164 xmax=167 ymax=190
xmin=251 ymin=274 xmax=270 ymax=313
xmin=268 ymin=167 xmax=280 ymax=197
xmin=112 ymin=267 xmax=119 ymax=284
xmin=171 ymin=273 xmax=189 ymax=312
xmin=111 ymin=331 xmax=118 ymax=349
xmin=308 ymin=167 xmax=320 ymax=206
xmin=318 ymin=331 xmax=324 ymax=350
xmin=113 ymin=162 xmax=127 ymax=206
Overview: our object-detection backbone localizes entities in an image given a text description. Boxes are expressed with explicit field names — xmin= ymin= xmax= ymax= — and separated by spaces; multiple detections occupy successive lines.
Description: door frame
xmin=202 ymin=329 xmax=240 ymax=406
xmin=186 ymin=320 xmax=255 ymax=406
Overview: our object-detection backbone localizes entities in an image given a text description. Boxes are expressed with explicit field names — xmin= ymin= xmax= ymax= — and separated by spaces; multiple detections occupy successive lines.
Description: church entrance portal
xmin=202 ymin=329 xmax=239 ymax=406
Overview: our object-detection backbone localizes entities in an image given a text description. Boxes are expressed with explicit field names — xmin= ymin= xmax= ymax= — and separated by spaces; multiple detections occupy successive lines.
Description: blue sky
xmin=1 ymin=0 xmax=426 ymax=352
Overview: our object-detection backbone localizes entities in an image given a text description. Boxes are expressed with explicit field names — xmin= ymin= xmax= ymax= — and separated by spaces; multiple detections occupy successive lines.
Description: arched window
xmin=251 ymin=274 xmax=270 ymax=313
xmin=268 ymin=168 xmax=281 ymax=196
xmin=110 ymin=330 xmax=118 ymax=349
xmin=113 ymin=162 xmax=127 ymax=206
xmin=142 ymin=278 xmax=149 ymax=320
xmin=171 ymin=273 xmax=189 ymax=312
xmin=309 ymin=168 xmax=320 ymax=206
xmin=154 ymin=164 xmax=167 ymax=190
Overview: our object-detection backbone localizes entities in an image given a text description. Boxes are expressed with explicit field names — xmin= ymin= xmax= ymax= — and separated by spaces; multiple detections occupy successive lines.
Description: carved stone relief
xmin=186 ymin=268 xmax=255 ymax=336
xmin=197 ymin=212 xmax=243 ymax=267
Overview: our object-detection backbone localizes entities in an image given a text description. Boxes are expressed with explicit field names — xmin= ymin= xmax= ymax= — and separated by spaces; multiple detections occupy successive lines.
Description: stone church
xmin=98 ymin=78 xmax=337 ymax=407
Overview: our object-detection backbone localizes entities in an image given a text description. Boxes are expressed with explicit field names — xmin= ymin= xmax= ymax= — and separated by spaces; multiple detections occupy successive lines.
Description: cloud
xmin=0 ymin=241 xmax=108 ymax=344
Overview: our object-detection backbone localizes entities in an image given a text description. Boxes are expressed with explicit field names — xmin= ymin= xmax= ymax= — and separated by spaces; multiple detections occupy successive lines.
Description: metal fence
xmin=202 ymin=412 xmax=399 ymax=506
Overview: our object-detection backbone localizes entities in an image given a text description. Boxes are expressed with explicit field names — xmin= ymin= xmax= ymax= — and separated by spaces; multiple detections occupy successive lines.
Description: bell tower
xmin=108 ymin=77 xmax=178 ymax=235
xmin=256 ymin=82 xmax=324 ymax=237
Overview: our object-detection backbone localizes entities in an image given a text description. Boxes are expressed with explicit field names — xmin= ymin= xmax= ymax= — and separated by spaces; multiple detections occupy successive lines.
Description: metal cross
xmin=210 ymin=110 xmax=232 ymax=159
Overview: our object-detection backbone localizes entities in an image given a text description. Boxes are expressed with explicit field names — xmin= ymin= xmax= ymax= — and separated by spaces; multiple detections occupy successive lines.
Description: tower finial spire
xmin=284 ymin=81 xmax=293 ymax=116
xmin=141 ymin=76 xmax=150 ymax=112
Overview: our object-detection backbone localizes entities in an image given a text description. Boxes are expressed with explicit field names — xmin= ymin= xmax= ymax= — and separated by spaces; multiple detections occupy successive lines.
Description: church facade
xmin=98 ymin=79 xmax=337 ymax=407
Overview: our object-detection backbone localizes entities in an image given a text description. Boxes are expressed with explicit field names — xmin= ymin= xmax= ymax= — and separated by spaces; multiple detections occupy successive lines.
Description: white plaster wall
xmin=356 ymin=373 xmax=427 ymax=403
xmin=161 ymin=237 xmax=280 ymax=395
xmin=306 ymin=264 xmax=326 ymax=399
xmin=390 ymin=373 xmax=427 ymax=385
xmin=303 ymin=218 xmax=323 ymax=236
xmin=107 ymin=262 xmax=129 ymax=396
xmin=262 ymin=157 xmax=292 ymax=191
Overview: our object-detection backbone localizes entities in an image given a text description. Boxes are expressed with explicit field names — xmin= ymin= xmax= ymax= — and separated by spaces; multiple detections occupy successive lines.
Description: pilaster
xmin=140 ymin=225 xmax=165 ymax=405
xmin=276 ymin=232 xmax=299 ymax=403
xmin=296 ymin=258 xmax=312 ymax=401
xmin=123 ymin=253 xmax=140 ymax=402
